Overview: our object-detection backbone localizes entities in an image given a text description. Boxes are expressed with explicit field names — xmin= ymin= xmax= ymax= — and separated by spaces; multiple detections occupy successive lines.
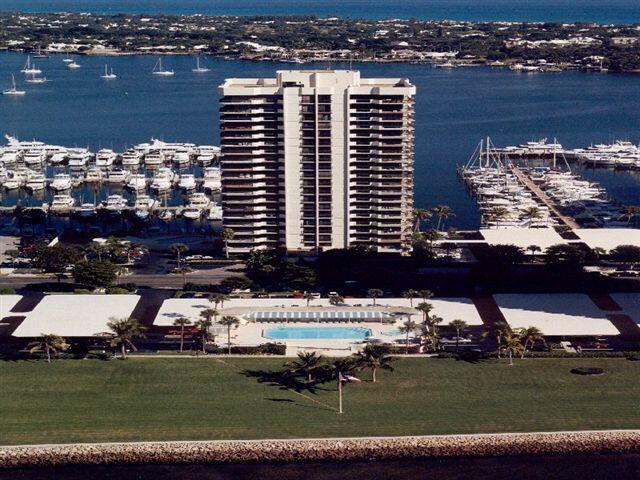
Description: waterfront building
xmin=218 ymin=70 xmax=416 ymax=254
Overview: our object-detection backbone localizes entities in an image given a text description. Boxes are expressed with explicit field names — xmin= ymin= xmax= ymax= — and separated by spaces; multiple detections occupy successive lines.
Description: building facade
xmin=219 ymin=70 xmax=415 ymax=254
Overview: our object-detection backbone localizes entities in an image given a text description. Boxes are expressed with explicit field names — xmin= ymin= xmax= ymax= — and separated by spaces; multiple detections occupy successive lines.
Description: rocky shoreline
xmin=1 ymin=431 xmax=640 ymax=468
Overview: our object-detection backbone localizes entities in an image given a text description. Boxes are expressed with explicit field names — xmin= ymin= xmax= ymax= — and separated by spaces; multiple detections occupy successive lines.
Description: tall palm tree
xmin=367 ymin=288 xmax=383 ymax=306
xmin=200 ymin=308 xmax=218 ymax=323
xmin=302 ymin=292 xmax=315 ymax=307
xmin=221 ymin=228 xmax=235 ymax=259
xmin=173 ymin=317 xmax=191 ymax=352
xmin=449 ymin=319 xmax=468 ymax=351
xmin=488 ymin=206 xmax=510 ymax=229
xmin=104 ymin=317 xmax=147 ymax=359
xmin=418 ymin=289 xmax=433 ymax=301
xmin=208 ymin=293 xmax=230 ymax=309
xmin=431 ymin=205 xmax=455 ymax=231
xmin=169 ymin=243 xmax=189 ymax=268
xmin=29 ymin=333 xmax=67 ymax=363
xmin=194 ymin=318 xmax=213 ymax=354
xmin=521 ymin=206 xmax=542 ymax=225
xmin=416 ymin=301 xmax=433 ymax=323
xmin=403 ymin=289 xmax=419 ymax=307
xmin=493 ymin=321 xmax=511 ymax=359
xmin=175 ymin=266 xmax=192 ymax=287
xmin=425 ymin=315 xmax=443 ymax=349
xmin=527 ymin=245 xmax=541 ymax=256
xmin=519 ymin=326 xmax=545 ymax=357
xmin=398 ymin=319 xmax=417 ymax=354
xmin=218 ymin=316 xmax=240 ymax=354
xmin=503 ymin=332 xmax=524 ymax=366
xmin=355 ymin=344 xmax=394 ymax=383
xmin=412 ymin=208 xmax=432 ymax=232
xmin=285 ymin=351 xmax=323 ymax=382
xmin=619 ymin=205 xmax=640 ymax=227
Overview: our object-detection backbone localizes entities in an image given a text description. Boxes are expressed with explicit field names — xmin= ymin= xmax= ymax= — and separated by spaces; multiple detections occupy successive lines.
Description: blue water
xmin=0 ymin=0 xmax=639 ymax=23
xmin=2 ymin=52 xmax=640 ymax=228
xmin=264 ymin=327 xmax=373 ymax=340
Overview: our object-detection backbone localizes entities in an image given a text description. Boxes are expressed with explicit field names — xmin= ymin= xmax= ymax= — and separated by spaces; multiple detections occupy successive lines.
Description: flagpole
xmin=338 ymin=376 xmax=343 ymax=414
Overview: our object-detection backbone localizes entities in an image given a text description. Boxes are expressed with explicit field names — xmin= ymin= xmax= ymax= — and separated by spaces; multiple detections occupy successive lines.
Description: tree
xmin=431 ymin=205 xmax=455 ymax=231
xmin=521 ymin=206 xmax=542 ymax=225
xmin=403 ymin=289 xmax=419 ymax=307
xmin=29 ymin=333 xmax=67 ymax=363
xmin=502 ymin=332 xmax=524 ymax=366
xmin=169 ymin=243 xmax=189 ymax=268
xmin=173 ymin=317 xmax=191 ymax=352
xmin=526 ymin=245 xmax=541 ymax=256
xmin=73 ymin=259 xmax=117 ymax=288
xmin=208 ymin=293 xmax=230 ymax=309
xmin=329 ymin=295 xmax=344 ymax=306
xmin=449 ymin=319 xmax=468 ymax=351
xmin=398 ymin=319 xmax=417 ymax=353
xmin=418 ymin=289 xmax=433 ymax=301
xmin=5 ymin=248 xmax=19 ymax=268
xmin=218 ymin=316 xmax=240 ymax=354
xmin=618 ymin=205 xmax=640 ymax=227
xmin=285 ymin=351 xmax=323 ymax=382
xmin=104 ymin=317 xmax=146 ymax=359
xmin=412 ymin=208 xmax=432 ymax=232
xmin=416 ymin=301 xmax=433 ymax=323
xmin=487 ymin=206 xmax=510 ymax=228
xmin=194 ymin=318 xmax=214 ymax=354
xmin=425 ymin=315 xmax=443 ymax=349
xmin=610 ymin=245 xmax=640 ymax=265
xmin=355 ymin=345 xmax=394 ymax=383
xmin=367 ymin=288 xmax=383 ymax=306
xmin=493 ymin=321 xmax=511 ymax=359
xmin=221 ymin=228 xmax=235 ymax=259
xmin=34 ymin=244 xmax=82 ymax=273
xmin=200 ymin=308 xmax=218 ymax=323
xmin=519 ymin=326 xmax=545 ymax=357
xmin=302 ymin=292 xmax=315 ymax=307
xmin=545 ymin=244 xmax=587 ymax=270
xmin=175 ymin=266 xmax=192 ymax=287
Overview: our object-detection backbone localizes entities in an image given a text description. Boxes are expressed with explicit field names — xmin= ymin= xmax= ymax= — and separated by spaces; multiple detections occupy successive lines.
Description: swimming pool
xmin=264 ymin=326 xmax=372 ymax=340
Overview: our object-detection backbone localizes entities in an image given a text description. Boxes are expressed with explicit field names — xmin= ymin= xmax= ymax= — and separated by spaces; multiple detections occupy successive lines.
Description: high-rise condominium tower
xmin=219 ymin=70 xmax=415 ymax=254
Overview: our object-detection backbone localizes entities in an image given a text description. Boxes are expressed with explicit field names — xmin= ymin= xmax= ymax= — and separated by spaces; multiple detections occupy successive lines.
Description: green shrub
xmin=74 ymin=288 xmax=92 ymax=295
xmin=105 ymin=287 xmax=130 ymax=294
xmin=0 ymin=287 xmax=16 ymax=295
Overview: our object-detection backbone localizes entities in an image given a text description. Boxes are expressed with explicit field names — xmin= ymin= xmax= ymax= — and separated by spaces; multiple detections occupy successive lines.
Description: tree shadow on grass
xmin=241 ymin=368 xmax=323 ymax=394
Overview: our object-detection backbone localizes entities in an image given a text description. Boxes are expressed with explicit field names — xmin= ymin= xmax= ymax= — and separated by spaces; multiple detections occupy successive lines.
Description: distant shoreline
xmin=2 ymin=431 xmax=640 ymax=468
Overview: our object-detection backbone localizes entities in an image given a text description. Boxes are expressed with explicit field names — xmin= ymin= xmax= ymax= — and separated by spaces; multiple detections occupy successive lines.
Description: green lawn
xmin=1 ymin=358 xmax=639 ymax=445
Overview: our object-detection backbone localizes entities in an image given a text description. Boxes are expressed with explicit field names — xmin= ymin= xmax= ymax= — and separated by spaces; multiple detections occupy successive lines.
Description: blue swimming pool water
xmin=264 ymin=327 xmax=372 ymax=340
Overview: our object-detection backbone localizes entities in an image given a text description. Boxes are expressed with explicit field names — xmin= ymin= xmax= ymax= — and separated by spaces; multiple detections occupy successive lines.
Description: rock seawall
xmin=1 ymin=431 xmax=640 ymax=468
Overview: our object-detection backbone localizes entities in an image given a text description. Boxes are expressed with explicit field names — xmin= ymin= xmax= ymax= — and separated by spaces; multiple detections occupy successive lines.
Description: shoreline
xmin=2 ymin=430 xmax=640 ymax=468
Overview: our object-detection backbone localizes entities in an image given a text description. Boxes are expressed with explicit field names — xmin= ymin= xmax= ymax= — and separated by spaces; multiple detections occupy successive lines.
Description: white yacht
xmin=3 ymin=75 xmax=26 ymax=96
xmin=150 ymin=167 xmax=175 ymax=192
xmin=95 ymin=149 xmax=117 ymax=168
xmin=126 ymin=173 xmax=148 ymax=191
xmin=134 ymin=194 xmax=157 ymax=220
xmin=85 ymin=167 xmax=104 ymax=183
xmin=182 ymin=193 xmax=211 ymax=220
xmin=121 ymin=149 xmax=143 ymax=167
xmin=67 ymin=61 xmax=81 ymax=69
xmin=68 ymin=149 xmax=92 ymax=169
xmin=62 ymin=53 xmax=74 ymax=63
xmin=159 ymin=209 xmax=174 ymax=221
xmin=192 ymin=57 xmax=210 ymax=73
xmin=21 ymin=56 xmax=42 ymax=75
xmin=143 ymin=150 xmax=165 ymax=168
xmin=102 ymin=194 xmax=128 ymax=213
xmin=178 ymin=173 xmax=196 ymax=190
xmin=49 ymin=152 xmax=68 ymax=165
xmin=48 ymin=194 xmax=75 ymax=213
xmin=23 ymin=149 xmax=46 ymax=166
xmin=0 ymin=148 xmax=21 ymax=164
xmin=25 ymin=172 xmax=46 ymax=192
xmin=76 ymin=203 xmax=97 ymax=218
xmin=152 ymin=57 xmax=174 ymax=76
xmin=2 ymin=171 xmax=23 ymax=190
xmin=50 ymin=173 xmax=73 ymax=191
xmin=106 ymin=169 xmax=131 ymax=184
xmin=202 ymin=166 xmax=221 ymax=192
xmin=100 ymin=64 xmax=117 ymax=79
xmin=196 ymin=145 xmax=220 ymax=164
xmin=172 ymin=149 xmax=191 ymax=167
xmin=207 ymin=202 xmax=223 ymax=221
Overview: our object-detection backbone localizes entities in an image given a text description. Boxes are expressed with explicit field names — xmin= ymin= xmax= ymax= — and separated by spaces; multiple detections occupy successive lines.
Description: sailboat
xmin=100 ymin=64 xmax=117 ymax=79
xmin=25 ymin=72 xmax=48 ymax=84
xmin=21 ymin=56 xmax=42 ymax=75
xmin=192 ymin=57 xmax=210 ymax=73
xmin=63 ymin=52 xmax=73 ymax=63
xmin=3 ymin=75 xmax=26 ymax=96
xmin=152 ymin=57 xmax=174 ymax=76
xmin=33 ymin=48 xmax=49 ymax=59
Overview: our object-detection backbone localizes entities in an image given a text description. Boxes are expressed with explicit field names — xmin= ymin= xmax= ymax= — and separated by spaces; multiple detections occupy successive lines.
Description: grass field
xmin=2 ymin=358 xmax=640 ymax=445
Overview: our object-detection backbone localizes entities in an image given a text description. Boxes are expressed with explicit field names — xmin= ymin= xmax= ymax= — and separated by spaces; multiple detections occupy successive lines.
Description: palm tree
xmin=519 ymin=326 xmax=545 ymax=357
xmin=221 ymin=228 xmax=235 ymax=259
xmin=302 ymin=292 xmax=315 ymax=307
xmin=449 ymin=319 xmax=468 ymax=351
xmin=488 ymin=206 xmax=510 ymax=229
xmin=169 ymin=243 xmax=189 ymax=268
xmin=5 ymin=248 xmax=19 ymax=268
xmin=208 ymin=293 xmax=229 ymax=309
xmin=285 ymin=351 xmax=323 ymax=382
xmin=493 ymin=321 xmax=511 ymax=359
xmin=398 ymin=319 xmax=417 ymax=354
xmin=104 ymin=317 xmax=146 ymax=359
xmin=174 ymin=266 xmax=192 ymax=287
xmin=425 ymin=315 xmax=443 ymax=349
xmin=418 ymin=289 xmax=433 ymax=301
xmin=416 ymin=301 xmax=433 ymax=323
xmin=200 ymin=308 xmax=218 ymax=323
xmin=521 ymin=206 xmax=542 ymax=225
xmin=218 ymin=316 xmax=240 ymax=354
xmin=29 ymin=333 xmax=67 ymax=363
xmin=431 ymin=205 xmax=455 ymax=231
xmin=403 ymin=289 xmax=419 ymax=307
xmin=355 ymin=345 xmax=394 ymax=383
xmin=367 ymin=288 xmax=383 ymax=306
xmin=412 ymin=208 xmax=432 ymax=232
xmin=619 ymin=205 xmax=640 ymax=227
xmin=329 ymin=295 xmax=344 ymax=306
xmin=173 ymin=317 xmax=191 ymax=352
xmin=503 ymin=332 xmax=524 ymax=365
xmin=527 ymin=245 xmax=541 ymax=256
xmin=194 ymin=318 xmax=213 ymax=354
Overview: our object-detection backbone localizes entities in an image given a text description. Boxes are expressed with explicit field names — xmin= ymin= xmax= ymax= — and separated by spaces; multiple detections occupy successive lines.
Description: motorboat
xmin=67 ymin=61 xmax=81 ymax=69
xmin=196 ymin=145 xmax=220 ymax=164
xmin=202 ymin=166 xmax=221 ymax=192
xmin=23 ymin=149 xmax=46 ymax=166
xmin=68 ymin=148 xmax=92 ymax=169
xmin=85 ymin=167 xmax=104 ymax=183
xmin=143 ymin=150 xmax=166 ymax=168
xmin=95 ymin=149 xmax=117 ymax=168
xmin=75 ymin=203 xmax=97 ymax=218
xmin=207 ymin=202 xmax=223 ymax=221
xmin=49 ymin=152 xmax=68 ymax=165
xmin=178 ymin=173 xmax=196 ymax=190
xmin=172 ymin=149 xmax=191 ymax=167
xmin=150 ymin=167 xmax=175 ymax=191
xmin=50 ymin=173 xmax=73 ymax=191
xmin=102 ymin=194 xmax=128 ymax=214
xmin=159 ymin=209 xmax=174 ymax=221
xmin=25 ymin=172 xmax=46 ymax=192
xmin=134 ymin=194 xmax=157 ymax=220
xmin=121 ymin=149 xmax=143 ymax=167
xmin=126 ymin=173 xmax=148 ymax=191
xmin=106 ymin=169 xmax=131 ymax=184
xmin=48 ymin=194 xmax=75 ymax=213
